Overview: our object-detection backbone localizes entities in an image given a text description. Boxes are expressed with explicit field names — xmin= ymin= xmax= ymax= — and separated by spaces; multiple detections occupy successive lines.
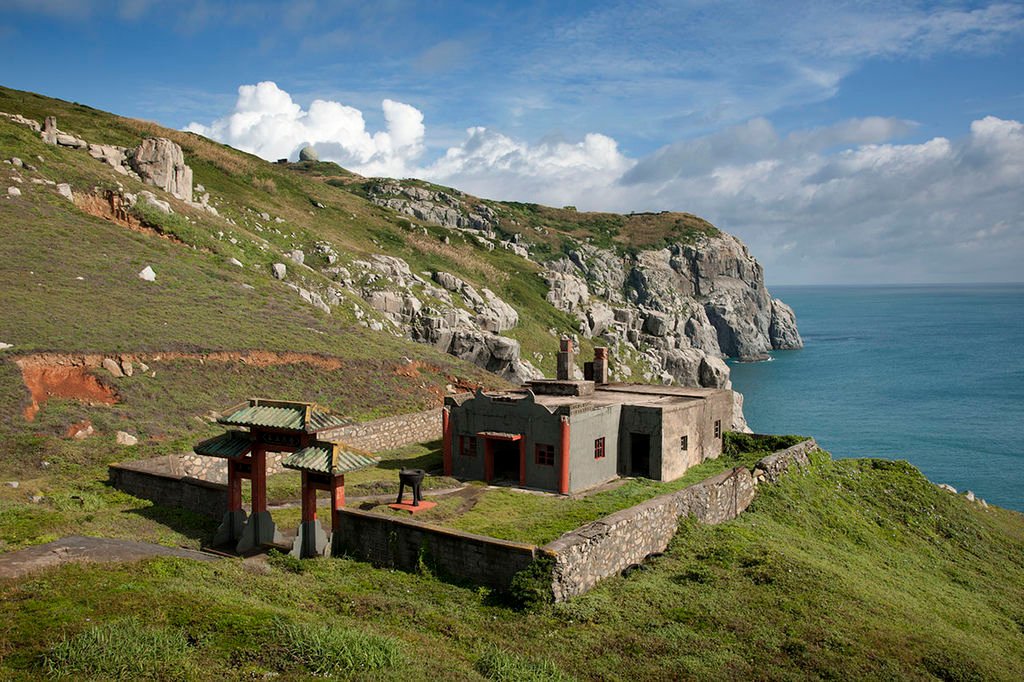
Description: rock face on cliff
xmin=536 ymin=235 xmax=801 ymax=390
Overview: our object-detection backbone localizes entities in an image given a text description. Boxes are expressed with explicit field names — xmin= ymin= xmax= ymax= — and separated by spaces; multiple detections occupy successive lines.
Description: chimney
xmin=556 ymin=337 xmax=575 ymax=380
xmin=593 ymin=347 xmax=609 ymax=385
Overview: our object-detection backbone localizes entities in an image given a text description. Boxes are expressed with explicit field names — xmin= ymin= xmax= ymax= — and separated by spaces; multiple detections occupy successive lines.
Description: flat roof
xmin=461 ymin=382 xmax=729 ymax=413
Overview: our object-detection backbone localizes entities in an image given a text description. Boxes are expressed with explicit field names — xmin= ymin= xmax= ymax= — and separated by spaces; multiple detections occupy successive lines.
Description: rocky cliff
xmin=362 ymin=181 xmax=802 ymax=396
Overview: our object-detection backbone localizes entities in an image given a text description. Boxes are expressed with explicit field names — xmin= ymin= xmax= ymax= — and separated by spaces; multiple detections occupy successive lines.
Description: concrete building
xmin=442 ymin=340 xmax=735 ymax=494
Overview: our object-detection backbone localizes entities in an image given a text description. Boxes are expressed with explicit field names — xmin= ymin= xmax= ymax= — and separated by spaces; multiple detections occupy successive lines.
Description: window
xmin=680 ymin=435 xmax=688 ymax=451
xmin=535 ymin=443 xmax=555 ymax=466
xmin=594 ymin=437 xmax=606 ymax=459
xmin=459 ymin=435 xmax=476 ymax=457
xmin=714 ymin=420 xmax=721 ymax=439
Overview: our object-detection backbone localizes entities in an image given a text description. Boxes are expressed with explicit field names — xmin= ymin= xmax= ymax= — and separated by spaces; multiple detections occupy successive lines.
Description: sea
xmin=728 ymin=284 xmax=1024 ymax=512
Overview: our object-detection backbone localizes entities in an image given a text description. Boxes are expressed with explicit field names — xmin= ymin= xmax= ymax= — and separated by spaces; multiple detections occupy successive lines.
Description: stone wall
xmin=752 ymin=438 xmax=819 ymax=483
xmin=317 ymin=408 xmax=442 ymax=453
xmin=108 ymin=462 xmax=226 ymax=518
xmin=545 ymin=466 xmax=756 ymax=601
xmin=543 ymin=437 xmax=819 ymax=601
xmin=334 ymin=508 xmax=538 ymax=591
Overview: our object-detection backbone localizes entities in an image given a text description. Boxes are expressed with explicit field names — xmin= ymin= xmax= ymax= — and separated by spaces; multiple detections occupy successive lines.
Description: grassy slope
xmin=1 ymin=453 xmax=1022 ymax=680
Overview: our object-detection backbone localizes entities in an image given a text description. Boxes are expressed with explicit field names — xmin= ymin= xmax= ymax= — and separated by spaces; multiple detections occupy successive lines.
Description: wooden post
xmin=227 ymin=459 xmax=242 ymax=511
xmin=442 ymin=406 xmax=452 ymax=476
xmin=331 ymin=474 xmax=345 ymax=530
xmin=519 ymin=437 xmax=527 ymax=486
xmin=301 ymin=471 xmax=317 ymax=523
xmin=251 ymin=445 xmax=267 ymax=514
xmin=559 ymin=416 xmax=570 ymax=494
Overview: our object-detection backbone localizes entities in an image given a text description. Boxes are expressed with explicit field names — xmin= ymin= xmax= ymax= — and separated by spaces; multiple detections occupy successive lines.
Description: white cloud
xmin=185 ymin=81 xmax=425 ymax=176
xmin=187 ymin=81 xmax=1023 ymax=284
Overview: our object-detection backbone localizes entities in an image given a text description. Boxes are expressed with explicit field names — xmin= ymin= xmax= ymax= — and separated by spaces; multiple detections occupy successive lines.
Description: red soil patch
xmin=74 ymin=191 xmax=188 ymax=245
xmin=19 ymin=364 xmax=118 ymax=421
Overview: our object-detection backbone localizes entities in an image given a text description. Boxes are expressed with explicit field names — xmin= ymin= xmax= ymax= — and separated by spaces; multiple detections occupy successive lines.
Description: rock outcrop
xmin=128 ymin=138 xmax=193 ymax=202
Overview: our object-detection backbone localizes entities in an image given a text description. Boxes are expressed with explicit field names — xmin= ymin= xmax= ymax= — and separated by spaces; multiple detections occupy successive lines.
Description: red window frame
xmin=594 ymin=437 xmax=605 ymax=459
xmin=459 ymin=435 xmax=476 ymax=457
xmin=535 ymin=443 xmax=555 ymax=466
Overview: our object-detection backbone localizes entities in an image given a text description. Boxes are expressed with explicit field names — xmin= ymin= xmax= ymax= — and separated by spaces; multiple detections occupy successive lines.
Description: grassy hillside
xmin=1 ymin=452 xmax=1022 ymax=680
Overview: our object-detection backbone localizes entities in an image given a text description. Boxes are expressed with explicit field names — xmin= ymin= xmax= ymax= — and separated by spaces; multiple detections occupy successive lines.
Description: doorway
xmin=629 ymin=433 xmax=651 ymax=478
xmin=490 ymin=439 xmax=521 ymax=481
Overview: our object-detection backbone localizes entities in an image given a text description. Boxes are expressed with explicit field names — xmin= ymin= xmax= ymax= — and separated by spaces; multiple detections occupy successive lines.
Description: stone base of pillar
xmin=236 ymin=510 xmax=282 ymax=554
xmin=212 ymin=509 xmax=247 ymax=547
xmin=289 ymin=519 xmax=329 ymax=559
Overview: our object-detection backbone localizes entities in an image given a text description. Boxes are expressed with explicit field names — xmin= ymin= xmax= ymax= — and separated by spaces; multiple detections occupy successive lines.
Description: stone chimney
xmin=593 ymin=347 xmax=609 ymax=385
xmin=556 ymin=337 xmax=575 ymax=380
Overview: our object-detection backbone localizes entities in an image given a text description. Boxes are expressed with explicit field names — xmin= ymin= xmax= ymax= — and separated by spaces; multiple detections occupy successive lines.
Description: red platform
xmin=387 ymin=500 xmax=437 ymax=514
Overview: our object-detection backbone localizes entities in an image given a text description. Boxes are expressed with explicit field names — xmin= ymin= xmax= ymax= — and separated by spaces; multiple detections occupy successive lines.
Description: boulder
xmin=228 ymin=257 xmax=243 ymax=267
xmin=102 ymin=358 xmax=123 ymax=377
xmin=128 ymin=138 xmax=193 ymax=202
xmin=41 ymin=116 xmax=58 ymax=145
xmin=288 ymin=249 xmax=305 ymax=265
xmin=6 ymin=187 xmax=20 ymax=197
xmin=56 ymin=183 xmax=73 ymax=201
xmin=139 ymin=190 xmax=172 ymax=215
xmin=87 ymin=143 xmax=129 ymax=174
xmin=272 ymin=263 xmax=287 ymax=279
xmin=937 ymin=483 xmax=957 ymax=494
xmin=138 ymin=265 xmax=156 ymax=282
xmin=116 ymin=431 xmax=138 ymax=446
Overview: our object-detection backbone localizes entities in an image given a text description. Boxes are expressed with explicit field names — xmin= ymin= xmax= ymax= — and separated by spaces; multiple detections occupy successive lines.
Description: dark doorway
xmin=629 ymin=433 xmax=651 ymax=478
xmin=491 ymin=439 xmax=520 ymax=481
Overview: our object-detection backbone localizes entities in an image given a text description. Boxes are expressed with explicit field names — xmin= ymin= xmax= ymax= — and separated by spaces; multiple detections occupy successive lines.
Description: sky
xmin=1 ymin=1 xmax=1022 ymax=285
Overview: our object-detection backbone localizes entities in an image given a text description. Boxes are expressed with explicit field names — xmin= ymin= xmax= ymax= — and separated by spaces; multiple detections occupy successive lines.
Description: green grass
xmin=43 ymin=617 xmax=197 ymax=680
xmin=373 ymin=435 xmax=805 ymax=545
xmin=272 ymin=619 xmax=406 ymax=677
xmin=0 ymin=454 xmax=1021 ymax=680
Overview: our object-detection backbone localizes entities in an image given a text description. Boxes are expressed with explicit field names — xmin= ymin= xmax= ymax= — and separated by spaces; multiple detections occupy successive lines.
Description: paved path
xmin=0 ymin=536 xmax=219 ymax=580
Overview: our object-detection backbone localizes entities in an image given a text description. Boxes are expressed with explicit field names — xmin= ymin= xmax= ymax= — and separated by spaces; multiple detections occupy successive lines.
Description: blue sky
xmin=1 ymin=0 xmax=1022 ymax=284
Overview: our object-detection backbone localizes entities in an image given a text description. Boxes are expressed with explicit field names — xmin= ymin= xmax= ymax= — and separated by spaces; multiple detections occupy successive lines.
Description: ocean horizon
xmin=729 ymin=283 xmax=1024 ymax=512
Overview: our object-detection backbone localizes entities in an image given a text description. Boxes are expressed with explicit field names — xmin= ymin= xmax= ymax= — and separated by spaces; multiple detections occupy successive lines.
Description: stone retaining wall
xmin=334 ymin=508 xmax=538 ymax=591
xmin=108 ymin=462 xmax=226 ymax=518
xmin=752 ymin=438 xmax=819 ymax=483
xmin=545 ymin=466 xmax=756 ymax=601
xmin=318 ymin=408 xmax=441 ymax=453
xmin=544 ymin=438 xmax=819 ymax=601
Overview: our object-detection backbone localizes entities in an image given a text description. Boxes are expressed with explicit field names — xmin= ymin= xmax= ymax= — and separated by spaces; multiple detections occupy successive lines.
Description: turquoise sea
xmin=728 ymin=284 xmax=1024 ymax=512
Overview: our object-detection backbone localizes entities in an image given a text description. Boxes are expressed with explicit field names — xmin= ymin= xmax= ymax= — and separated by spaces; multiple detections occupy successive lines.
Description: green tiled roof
xmin=282 ymin=441 xmax=377 ymax=475
xmin=218 ymin=399 xmax=349 ymax=432
xmin=193 ymin=431 xmax=252 ymax=459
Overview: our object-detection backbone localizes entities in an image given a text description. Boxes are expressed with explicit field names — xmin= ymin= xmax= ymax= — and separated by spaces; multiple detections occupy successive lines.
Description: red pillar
xmin=442 ymin=406 xmax=452 ymax=476
xmin=301 ymin=471 xmax=317 ymax=523
xmin=484 ymin=438 xmax=494 ymax=483
xmin=227 ymin=459 xmax=242 ymax=511
xmin=251 ymin=446 xmax=267 ymax=514
xmin=331 ymin=474 xmax=345 ymax=530
xmin=519 ymin=438 xmax=527 ymax=486
xmin=559 ymin=416 xmax=570 ymax=495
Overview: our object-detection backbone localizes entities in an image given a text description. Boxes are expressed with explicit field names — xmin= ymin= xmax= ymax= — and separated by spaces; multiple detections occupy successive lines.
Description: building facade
xmin=443 ymin=342 xmax=735 ymax=494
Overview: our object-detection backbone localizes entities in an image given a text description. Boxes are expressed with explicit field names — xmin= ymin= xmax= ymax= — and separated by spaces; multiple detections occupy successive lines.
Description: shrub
xmin=252 ymin=176 xmax=277 ymax=194
xmin=508 ymin=556 xmax=555 ymax=610
xmin=43 ymin=618 xmax=196 ymax=679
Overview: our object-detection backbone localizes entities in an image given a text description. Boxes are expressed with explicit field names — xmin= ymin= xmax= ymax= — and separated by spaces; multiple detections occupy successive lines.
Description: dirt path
xmin=0 ymin=536 xmax=220 ymax=581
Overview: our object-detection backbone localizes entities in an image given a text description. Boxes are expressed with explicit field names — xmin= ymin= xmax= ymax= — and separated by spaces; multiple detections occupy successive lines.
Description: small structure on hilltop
xmin=442 ymin=340 xmax=735 ymax=494
xmin=281 ymin=439 xmax=376 ymax=558
xmin=193 ymin=399 xmax=348 ymax=553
